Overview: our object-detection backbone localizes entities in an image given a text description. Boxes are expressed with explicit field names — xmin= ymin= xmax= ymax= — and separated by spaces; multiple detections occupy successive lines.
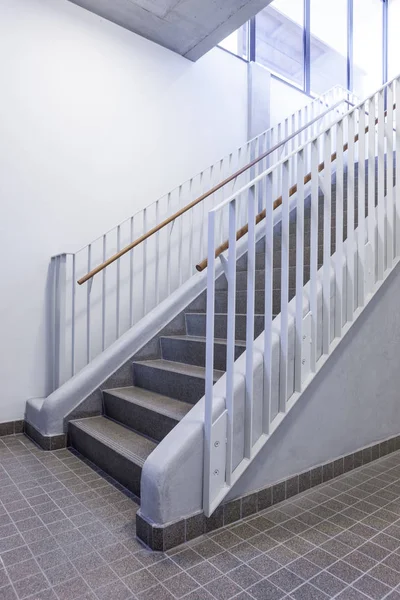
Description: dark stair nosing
xmin=104 ymin=386 xmax=191 ymax=422
xmin=132 ymin=359 xmax=223 ymax=382
xmin=69 ymin=416 xmax=156 ymax=467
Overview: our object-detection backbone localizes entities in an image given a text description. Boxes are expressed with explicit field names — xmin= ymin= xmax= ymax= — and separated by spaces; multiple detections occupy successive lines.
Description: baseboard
xmin=0 ymin=420 xmax=24 ymax=437
xmin=136 ymin=432 xmax=400 ymax=551
xmin=24 ymin=420 xmax=67 ymax=450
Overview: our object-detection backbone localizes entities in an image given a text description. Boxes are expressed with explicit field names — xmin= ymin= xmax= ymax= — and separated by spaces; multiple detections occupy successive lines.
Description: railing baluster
xmin=71 ymin=254 xmax=76 ymax=377
xmin=396 ymin=80 xmax=400 ymax=258
xmin=263 ymin=172 xmax=273 ymax=434
xmin=129 ymin=218 xmax=134 ymax=327
xmin=377 ymin=90 xmax=385 ymax=280
xmin=203 ymin=210 xmax=216 ymax=514
xmin=323 ymin=128 xmax=332 ymax=353
xmin=155 ymin=201 xmax=160 ymax=304
xmin=245 ymin=184 xmax=256 ymax=457
xmin=368 ymin=98 xmax=377 ymax=284
xmin=358 ymin=104 xmax=366 ymax=307
xmin=86 ymin=244 xmax=92 ymax=365
xmin=386 ymin=84 xmax=394 ymax=270
xmin=347 ymin=112 xmax=355 ymax=322
xmin=279 ymin=160 xmax=289 ymax=411
xmin=116 ymin=225 xmax=121 ymax=338
xmin=225 ymin=199 xmax=237 ymax=484
xmin=310 ymin=139 xmax=319 ymax=370
xmin=102 ymin=235 xmax=107 ymax=350
xmin=294 ymin=150 xmax=305 ymax=392
xmin=143 ymin=209 xmax=147 ymax=315
xmin=335 ymin=121 xmax=344 ymax=337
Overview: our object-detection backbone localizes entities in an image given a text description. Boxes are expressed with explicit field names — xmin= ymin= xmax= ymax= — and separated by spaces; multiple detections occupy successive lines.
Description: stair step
xmin=217 ymin=267 xmax=311 ymax=291
xmin=237 ymin=246 xmax=325 ymax=271
xmin=103 ymin=387 xmax=191 ymax=442
xmin=68 ymin=416 xmax=156 ymax=497
xmin=186 ymin=313 xmax=266 ymax=341
xmin=214 ymin=288 xmax=296 ymax=314
xmin=132 ymin=359 xmax=223 ymax=404
xmin=161 ymin=335 xmax=246 ymax=370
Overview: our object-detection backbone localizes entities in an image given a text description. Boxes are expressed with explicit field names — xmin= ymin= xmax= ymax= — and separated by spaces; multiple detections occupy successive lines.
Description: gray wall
xmin=227 ymin=263 xmax=400 ymax=501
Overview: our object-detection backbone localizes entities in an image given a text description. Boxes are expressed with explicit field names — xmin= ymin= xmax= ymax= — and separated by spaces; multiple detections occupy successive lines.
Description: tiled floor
xmin=3 ymin=439 xmax=400 ymax=600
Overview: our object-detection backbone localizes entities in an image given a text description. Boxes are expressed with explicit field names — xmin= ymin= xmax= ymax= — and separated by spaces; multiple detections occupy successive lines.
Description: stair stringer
xmin=139 ymin=229 xmax=380 ymax=526
xmin=25 ymin=206 xmax=277 ymax=437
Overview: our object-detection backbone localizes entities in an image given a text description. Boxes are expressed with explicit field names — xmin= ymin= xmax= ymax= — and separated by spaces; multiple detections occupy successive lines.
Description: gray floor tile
xmin=310 ymin=571 xmax=347 ymax=596
xmin=147 ymin=558 xmax=182 ymax=582
xmin=203 ymin=574 xmax=243 ymax=599
xmin=268 ymin=568 xmax=305 ymax=593
xmin=368 ymin=563 xmax=400 ymax=588
xmin=163 ymin=572 xmax=199 ymax=598
xmin=327 ymin=560 xmax=363 ymax=584
xmin=353 ymin=575 xmax=392 ymax=600
xmin=290 ymin=583 xmax=329 ymax=600
xmin=82 ymin=564 xmax=119 ymax=590
xmin=0 ymin=585 xmax=18 ymax=600
xmin=109 ymin=555 xmax=143 ymax=577
xmin=187 ymin=561 xmax=221 ymax=585
xmin=335 ymin=588 xmax=371 ymax=600
xmin=287 ymin=558 xmax=321 ymax=580
xmin=136 ymin=583 xmax=175 ymax=600
xmin=95 ymin=579 xmax=133 ymax=600
xmin=228 ymin=563 xmax=263 ymax=589
xmin=208 ymin=551 xmax=242 ymax=574
xmin=6 ymin=558 xmax=41 ymax=583
xmin=52 ymin=575 xmax=91 ymax=600
xmin=123 ymin=568 xmax=158 ymax=593
xmin=248 ymin=554 xmax=281 ymax=577
xmin=13 ymin=572 xmax=50 ymax=599
xmin=181 ymin=590 xmax=215 ymax=600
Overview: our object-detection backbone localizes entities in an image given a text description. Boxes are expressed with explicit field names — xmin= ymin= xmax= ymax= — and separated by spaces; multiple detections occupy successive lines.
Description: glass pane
xmin=310 ymin=0 xmax=347 ymax=95
xmin=353 ymin=0 xmax=383 ymax=99
xmin=389 ymin=0 xmax=400 ymax=80
xmin=256 ymin=0 xmax=304 ymax=88
xmin=219 ymin=23 xmax=249 ymax=60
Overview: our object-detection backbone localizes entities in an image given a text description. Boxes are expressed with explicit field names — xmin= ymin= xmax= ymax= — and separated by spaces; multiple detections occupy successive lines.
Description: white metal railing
xmin=51 ymin=86 xmax=356 ymax=389
xmin=203 ymin=76 xmax=400 ymax=516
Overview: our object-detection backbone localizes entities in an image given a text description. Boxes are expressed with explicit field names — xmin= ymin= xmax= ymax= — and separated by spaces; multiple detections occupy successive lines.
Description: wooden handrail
xmin=195 ymin=104 xmax=395 ymax=273
xmin=77 ymin=100 xmax=346 ymax=285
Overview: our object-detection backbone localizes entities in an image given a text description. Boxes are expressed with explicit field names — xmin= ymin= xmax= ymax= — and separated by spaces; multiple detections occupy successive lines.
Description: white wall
xmin=269 ymin=76 xmax=311 ymax=127
xmin=0 ymin=0 xmax=249 ymax=422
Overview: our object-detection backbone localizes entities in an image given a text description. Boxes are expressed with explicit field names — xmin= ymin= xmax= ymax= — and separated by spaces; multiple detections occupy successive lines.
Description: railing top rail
xmin=77 ymin=95 xmax=349 ymax=285
xmin=207 ymin=76 xmax=398 ymax=219
xmin=195 ymin=77 xmax=399 ymax=272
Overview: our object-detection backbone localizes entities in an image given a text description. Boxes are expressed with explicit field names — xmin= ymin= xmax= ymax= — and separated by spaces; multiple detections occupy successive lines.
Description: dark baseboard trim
xmin=136 ymin=433 xmax=400 ymax=551
xmin=24 ymin=421 xmax=67 ymax=451
xmin=0 ymin=420 xmax=24 ymax=437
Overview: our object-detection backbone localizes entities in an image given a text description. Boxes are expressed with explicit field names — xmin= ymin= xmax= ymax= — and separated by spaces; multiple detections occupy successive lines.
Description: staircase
xmin=68 ymin=159 xmax=381 ymax=498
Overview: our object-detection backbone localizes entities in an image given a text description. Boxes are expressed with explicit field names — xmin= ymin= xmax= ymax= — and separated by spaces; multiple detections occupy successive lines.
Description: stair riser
xmin=68 ymin=424 xmax=142 ymax=496
xmin=237 ymin=247 xmax=325 ymax=271
xmin=214 ymin=289 xmax=296 ymax=314
xmin=217 ymin=267 xmax=311 ymax=291
xmin=133 ymin=363 xmax=208 ymax=404
xmin=186 ymin=314 xmax=265 ymax=340
xmin=103 ymin=392 xmax=178 ymax=442
xmin=160 ymin=337 xmax=245 ymax=370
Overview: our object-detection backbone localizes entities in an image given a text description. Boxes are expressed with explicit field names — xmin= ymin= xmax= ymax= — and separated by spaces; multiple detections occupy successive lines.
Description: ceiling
xmin=67 ymin=0 xmax=273 ymax=60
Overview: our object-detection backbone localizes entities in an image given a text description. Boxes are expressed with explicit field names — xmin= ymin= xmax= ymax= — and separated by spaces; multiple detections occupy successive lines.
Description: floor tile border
xmin=136 ymin=433 xmax=400 ymax=551
xmin=24 ymin=420 xmax=67 ymax=451
xmin=0 ymin=420 xmax=24 ymax=437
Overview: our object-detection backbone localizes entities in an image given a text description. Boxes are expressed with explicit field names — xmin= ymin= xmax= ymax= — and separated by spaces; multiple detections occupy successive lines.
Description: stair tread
xmin=105 ymin=386 xmax=191 ymax=421
xmin=133 ymin=358 xmax=224 ymax=381
xmin=70 ymin=416 xmax=156 ymax=466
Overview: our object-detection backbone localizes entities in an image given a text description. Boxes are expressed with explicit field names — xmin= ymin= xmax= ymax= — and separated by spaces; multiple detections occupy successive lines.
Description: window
xmin=219 ymin=23 xmax=249 ymax=60
xmin=389 ymin=0 xmax=400 ymax=80
xmin=353 ymin=0 xmax=383 ymax=98
xmin=256 ymin=0 xmax=304 ymax=88
xmin=310 ymin=0 xmax=348 ymax=95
